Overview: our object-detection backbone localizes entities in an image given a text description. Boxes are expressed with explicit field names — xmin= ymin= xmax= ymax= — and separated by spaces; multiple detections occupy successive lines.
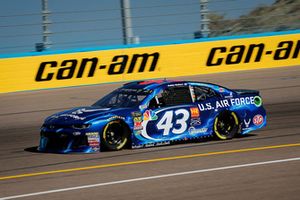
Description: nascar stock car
xmin=38 ymin=80 xmax=266 ymax=153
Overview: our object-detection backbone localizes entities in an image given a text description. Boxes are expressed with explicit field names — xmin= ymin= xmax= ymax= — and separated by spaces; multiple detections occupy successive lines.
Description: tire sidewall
xmin=214 ymin=111 xmax=239 ymax=140
xmin=101 ymin=120 xmax=129 ymax=151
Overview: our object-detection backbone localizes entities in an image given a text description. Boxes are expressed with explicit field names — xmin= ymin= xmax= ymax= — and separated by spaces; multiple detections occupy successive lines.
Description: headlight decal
xmin=72 ymin=124 xmax=91 ymax=129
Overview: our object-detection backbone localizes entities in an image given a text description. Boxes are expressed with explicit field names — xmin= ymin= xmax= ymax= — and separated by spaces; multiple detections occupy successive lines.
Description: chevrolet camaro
xmin=38 ymin=80 xmax=266 ymax=153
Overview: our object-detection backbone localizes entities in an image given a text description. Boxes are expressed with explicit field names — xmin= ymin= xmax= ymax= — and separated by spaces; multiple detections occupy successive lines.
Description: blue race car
xmin=38 ymin=80 xmax=266 ymax=153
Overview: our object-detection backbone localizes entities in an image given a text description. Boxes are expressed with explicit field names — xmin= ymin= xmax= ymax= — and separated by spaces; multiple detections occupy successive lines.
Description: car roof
xmin=121 ymin=79 xmax=232 ymax=93
xmin=122 ymin=79 xmax=186 ymax=90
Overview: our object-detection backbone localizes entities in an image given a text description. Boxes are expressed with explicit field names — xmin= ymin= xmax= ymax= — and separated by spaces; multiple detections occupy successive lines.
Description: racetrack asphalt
xmin=0 ymin=66 xmax=299 ymax=200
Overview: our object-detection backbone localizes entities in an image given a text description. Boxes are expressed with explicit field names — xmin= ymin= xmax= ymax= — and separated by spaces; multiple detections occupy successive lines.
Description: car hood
xmin=45 ymin=106 xmax=132 ymax=125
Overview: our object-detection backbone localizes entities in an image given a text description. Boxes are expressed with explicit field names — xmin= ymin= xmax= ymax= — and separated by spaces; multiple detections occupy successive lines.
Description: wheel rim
xmin=103 ymin=121 xmax=128 ymax=150
xmin=214 ymin=112 xmax=238 ymax=139
xmin=105 ymin=123 xmax=123 ymax=145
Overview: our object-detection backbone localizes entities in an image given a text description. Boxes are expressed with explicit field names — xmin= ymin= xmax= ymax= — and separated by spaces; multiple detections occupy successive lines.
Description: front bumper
xmin=38 ymin=128 xmax=100 ymax=153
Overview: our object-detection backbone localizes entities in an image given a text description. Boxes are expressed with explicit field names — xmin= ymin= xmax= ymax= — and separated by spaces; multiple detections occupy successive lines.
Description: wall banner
xmin=0 ymin=31 xmax=299 ymax=93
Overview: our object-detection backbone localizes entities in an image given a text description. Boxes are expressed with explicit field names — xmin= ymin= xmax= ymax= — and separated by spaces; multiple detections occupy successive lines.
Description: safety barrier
xmin=0 ymin=30 xmax=299 ymax=93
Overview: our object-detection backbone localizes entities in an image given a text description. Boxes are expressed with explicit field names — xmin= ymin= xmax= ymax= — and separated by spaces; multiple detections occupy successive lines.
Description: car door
xmin=139 ymin=85 xmax=195 ymax=143
xmin=191 ymin=85 xmax=222 ymax=135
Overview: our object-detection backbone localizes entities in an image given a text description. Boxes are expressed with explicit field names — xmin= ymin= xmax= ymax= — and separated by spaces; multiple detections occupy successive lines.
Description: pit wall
xmin=0 ymin=30 xmax=299 ymax=93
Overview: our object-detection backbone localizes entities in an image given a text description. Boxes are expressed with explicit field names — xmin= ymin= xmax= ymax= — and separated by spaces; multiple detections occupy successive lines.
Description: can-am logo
xmin=35 ymin=52 xmax=159 ymax=82
xmin=206 ymin=40 xmax=300 ymax=66
xmin=253 ymin=114 xmax=264 ymax=126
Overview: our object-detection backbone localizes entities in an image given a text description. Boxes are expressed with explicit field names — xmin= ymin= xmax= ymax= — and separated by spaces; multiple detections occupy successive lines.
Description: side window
xmin=194 ymin=86 xmax=218 ymax=102
xmin=149 ymin=86 xmax=192 ymax=108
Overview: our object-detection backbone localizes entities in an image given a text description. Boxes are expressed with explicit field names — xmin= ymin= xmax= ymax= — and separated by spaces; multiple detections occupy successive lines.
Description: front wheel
xmin=101 ymin=121 xmax=129 ymax=151
xmin=214 ymin=111 xmax=239 ymax=140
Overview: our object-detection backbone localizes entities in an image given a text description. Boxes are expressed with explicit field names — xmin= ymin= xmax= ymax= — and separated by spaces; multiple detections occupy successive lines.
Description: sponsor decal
xmin=144 ymin=141 xmax=171 ymax=147
xmin=254 ymin=96 xmax=262 ymax=107
xmin=86 ymin=132 xmax=99 ymax=137
xmin=139 ymin=104 xmax=148 ymax=110
xmin=107 ymin=116 xmax=125 ymax=121
xmin=244 ymin=118 xmax=251 ymax=128
xmin=190 ymin=118 xmax=201 ymax=126
xmin=131 ymin=111 xmax=142 ymax=117
xmin=143 ymin=110 xmax=158 ymax=121
xmin=190 ymin=107 xmax=200 ymax=118
xmin=139 ymin=80 xmax=164 ymax=85
xmin=230 ymin=97 xmax=255 ymax=106
xmin=86 ymin=132 xmax=100 ymax=150
xmin=198 ymin=102 xmax=214 ymax=111
xmin=58 ymin=108 xmax=113 ymax=121
xmin=60 ymin=114 xmax=85 ymax=120
xmin=167 ymin=83 xmax=187 ymax=87
xmin=134 ymin=129 xmax=142 ymax=135
xmin=71 ymin=108 xmax=110 ymax=115
xmin=133 ymin=116 xmax=142 ymax=122
xmin=216 ymin=99 xmax=230 ymax=108
xmin=87 ymin=138 xmax=99 ymax=144
xmin=242 ymin=118 xmax=251 ymax=131
xmin=198 ymin=96 xmax=259 ymax=111
xmin=120 ymin=88 xmax=152 ymax=94
xmin=144 ymin=143 xmax=155 ymax=147
xmin=141 ymin=108 xmax=190 ymax=140
xmin=253 ymin=114 xmax=264 ymax=126
xmin=219 ymin=87 xmax=224 ymax=92
xmin=134 ymin=121 xmax=143 ymax=131
xmin=132 ymin=111 xmax=143 ymax=131
xmin=88 ymin=138 xmax=100 ymax=149
xmin=189 ymin=85 xmax=196 ymax=101
xmin=188 ymin=127 xmax=208 ymax=135
xmin=224 ymin=92 xmax=233 ymax=99
xmin=72 ymin=131 xmax=81 ymax=136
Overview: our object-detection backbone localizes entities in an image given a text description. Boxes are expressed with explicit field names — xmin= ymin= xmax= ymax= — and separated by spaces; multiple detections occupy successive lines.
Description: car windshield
xmin=92 ymin=88 xmax=152 ymax=108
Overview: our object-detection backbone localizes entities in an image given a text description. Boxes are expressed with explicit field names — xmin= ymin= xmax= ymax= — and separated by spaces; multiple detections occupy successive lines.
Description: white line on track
xmin=1 ymin=157 xmax=300 ymax=200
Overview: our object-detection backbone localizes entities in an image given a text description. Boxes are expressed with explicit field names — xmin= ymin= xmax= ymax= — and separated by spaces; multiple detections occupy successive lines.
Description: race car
xmin=38 ymin=80 xmax=266 ymax=153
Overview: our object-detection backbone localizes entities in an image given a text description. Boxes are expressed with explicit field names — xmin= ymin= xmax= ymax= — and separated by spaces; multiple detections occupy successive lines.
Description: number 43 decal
xmin=156 ymin=109 xmax=190 ymax=135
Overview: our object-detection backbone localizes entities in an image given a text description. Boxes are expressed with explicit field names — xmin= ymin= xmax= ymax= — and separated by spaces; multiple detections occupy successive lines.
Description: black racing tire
xmin=101 ymin=120 xmax=130 ymax=151
xmin=214 ymin=111 xmax=239 ymax=140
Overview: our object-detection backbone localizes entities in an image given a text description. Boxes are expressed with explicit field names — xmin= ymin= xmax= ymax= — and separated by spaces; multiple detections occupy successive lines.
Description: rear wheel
xmin=101 ymin=121 xmax=129 ymax=151
xmin=214 ymin=111 xmax=239 ymax=140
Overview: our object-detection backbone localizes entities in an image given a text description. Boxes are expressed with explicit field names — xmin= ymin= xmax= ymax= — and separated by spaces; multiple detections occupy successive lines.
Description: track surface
xmin=0 ymin=66 xmax=300 ymax=200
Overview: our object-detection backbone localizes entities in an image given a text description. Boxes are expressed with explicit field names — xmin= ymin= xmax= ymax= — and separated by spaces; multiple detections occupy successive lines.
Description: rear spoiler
xmin=233 ymin=89 xmax=259 ymax=96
